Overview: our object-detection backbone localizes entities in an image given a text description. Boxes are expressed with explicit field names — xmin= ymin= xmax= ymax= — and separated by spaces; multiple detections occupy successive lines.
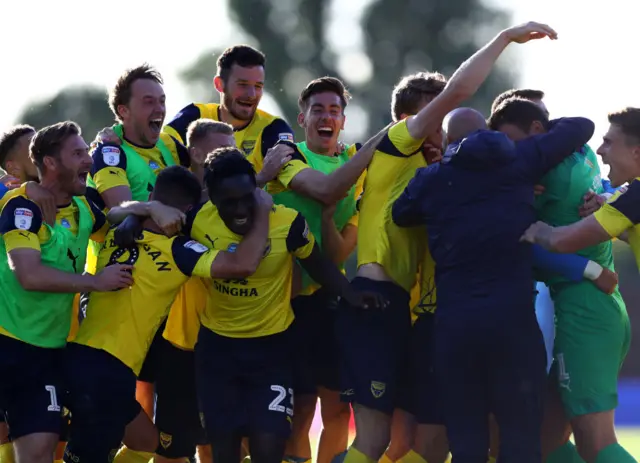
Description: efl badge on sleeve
xmin=14 ymin=208 xmax=33 ymax=230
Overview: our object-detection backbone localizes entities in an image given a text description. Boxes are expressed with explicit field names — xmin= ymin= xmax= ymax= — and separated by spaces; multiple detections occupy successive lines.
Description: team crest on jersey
xmin=241 ymin=140 xmax=256 ymax=156
xmin=227 ymin=243 xmax=238 ymax=253
xmin=102 ymin=146 xmax=121 ymax=166
xmin=149 ymin=160 xmax=160 ymax=170
xmin=278 ymin=133 xmax=294 ymax=142
xmin=262 ymin=239 xmax=271 ymax=258
xmin=159 ymin=432 xmax=173 ymax=449
xmin=60 ymin=218 xmax=71 ymax=229
xmin=14 ymin=208 xmax=33 ymax=230
xmin=184 ymin=240 xmax=208 ymax=253
xmin=370 ymin=381 xmax=386 ymax=398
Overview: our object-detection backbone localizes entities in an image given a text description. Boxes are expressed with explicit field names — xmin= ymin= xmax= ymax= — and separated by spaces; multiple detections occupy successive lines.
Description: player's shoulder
xmin=172 ymin=235 xmax=209 ymax=255
xmin=260 ymin=113 xmax=293 ymax=138
xmin=0 ymin=194 xmax=43 ymax=233
xmin=91 ymin=142 xmax=126 ymax=169
xmin=376 ymin=119 xmax=423 ymax=157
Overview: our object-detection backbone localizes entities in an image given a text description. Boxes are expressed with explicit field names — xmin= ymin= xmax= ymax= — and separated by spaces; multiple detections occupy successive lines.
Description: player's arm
xmin=320 ymin=206 xmax=358 ymax=265
xmin=107 ymin=200 xmax=185 ymax=238
xmin=174 ymin=199 xmax=270 ymax=280
xmin=0 ymin=197 xmax=132 ymax=292
xmin=405 ymin=22 xmax=557 ymax=141
xmin=524 ymin=180 xmax=640 ymax=253
xmin=288 ymin=130 xmax=389 ymax=206
xmin=163 ymin=104 xmax=202 ymax=144
xmin=88 ymin=200 xmax=109 ymax=243
xmin=90 ymin=142 xmax=133 ymax=208
xmin=519 ymin=118 xmax=596 ymax=180
xmin=392 ymin=165 xmax=436 ymax=228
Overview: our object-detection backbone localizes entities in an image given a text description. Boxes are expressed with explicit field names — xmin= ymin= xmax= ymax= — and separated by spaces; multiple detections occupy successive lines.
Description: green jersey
xmin=535 ymin=144 xmax=613 ymax=284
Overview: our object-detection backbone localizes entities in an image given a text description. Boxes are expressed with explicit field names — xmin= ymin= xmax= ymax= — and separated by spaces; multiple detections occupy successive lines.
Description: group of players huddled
xmin=0 ymin=19 xmax=638 ymax=463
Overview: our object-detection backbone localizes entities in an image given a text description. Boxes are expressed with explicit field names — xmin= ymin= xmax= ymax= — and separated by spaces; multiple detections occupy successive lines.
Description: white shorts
xmin=535 ymin=282 xmax=555 ymax=373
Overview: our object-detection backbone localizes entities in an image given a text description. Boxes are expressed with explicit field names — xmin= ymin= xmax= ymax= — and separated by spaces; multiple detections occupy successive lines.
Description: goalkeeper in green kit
xmin=489 ymin=94 xmax=635 ymax=463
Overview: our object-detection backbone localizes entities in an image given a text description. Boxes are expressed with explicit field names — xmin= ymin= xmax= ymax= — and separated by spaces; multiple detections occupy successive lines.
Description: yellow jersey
xmin=594 ymin=178 xmax=640 ymax=270
xmin=184 ymin=202 xmax=315 ymax=338
xmin=164 ymin=103 xmax=308 ymax=194
xmin=73 ymin=229 xmax=217 ymax=375
xmin=357 ymin=119 xmax=427 ymax=292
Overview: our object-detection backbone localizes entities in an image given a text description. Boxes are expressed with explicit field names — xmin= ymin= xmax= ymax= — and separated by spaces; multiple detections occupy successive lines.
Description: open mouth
xmin=149 ymin=118 xmax=163 ymax=134
xmin=78 ymin=172 xmax=88 ymax=184
xmin=317 ymin=127 xmax=334 ymax=139
xmin=237 ymin=101 xmax=255 ymax=110
xmin=234 ymin=217 xmax=248 ymax=226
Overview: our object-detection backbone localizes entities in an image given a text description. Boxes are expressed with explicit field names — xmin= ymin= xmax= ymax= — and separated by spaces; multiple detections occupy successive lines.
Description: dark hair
xmin=391 ymin=72 xmax=447 ymax=122
xmin=491 ymin=89 xmax=545 ymax=114
xmin=0 ymin=125 xmax=36 ymax=169
xmin=109 ymin=64 xmax=163 ymax=121
xmin=216 ymin=45 xmax=266 ymax=83
xmin=187 ymin=119 xmax=234 ymax=147
xmin=487 ymin=98 xmax=550 ymax=133
xmin=152 ymin=166 xmax=202 ymax=209
xmin=608 ymin=108 xmax=640 ymax=146
xmin=29 ymin=121 xmax=81 ymax=171
xmin=204 ymin=147 xmax=256 ymax=196
xmin=298 ymin=76 xmax=351 ymax=112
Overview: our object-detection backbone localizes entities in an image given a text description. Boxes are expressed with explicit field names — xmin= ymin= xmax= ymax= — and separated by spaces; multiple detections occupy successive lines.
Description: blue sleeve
xmin=517 ymin=117 xmax=595 ymax=182
xmin=392 ymin=165 xmax=436 ymax=228
xmin=601 ymin=179 xmax=617 ymax=194
xmin=0 ymin=183 xmax=8 ymax=199
xmin=532 ymin=244 xmax=588 ymax=282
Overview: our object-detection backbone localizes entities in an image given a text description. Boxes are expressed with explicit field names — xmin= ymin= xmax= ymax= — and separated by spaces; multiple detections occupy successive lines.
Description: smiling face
xmin=211 ymin=173 xmax=257 ymax=235
xmin=216 ymin=64 xmax=265 ymax=122
xmin=298 ymin=91 xmax=345 ymax=154
xmin=597 ymin=123 xmax=640 ymax=187
xmin=48 ymin=134 xmax=93 ymax=196
xmin=119 ymin=78 xmax=166 ymax=146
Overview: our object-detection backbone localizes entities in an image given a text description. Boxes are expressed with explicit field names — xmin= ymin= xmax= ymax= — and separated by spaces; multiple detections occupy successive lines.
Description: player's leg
xmin=285 ymin=295 xmax=319 ymax=463
xmin=383 ymin=409 xmax=416 ymax=462
xmin=195 ymin=327 xmax=244 ymax=463
xmin=63 ymin=343 xmax=143 ymax=462
xmin=434 ymin=309 xmax=490 ymax=463
xmin=0 ymin=335 xmax=62 ymax=463
xmin=490 ymin=306 xmax=546 ymax=463
xmin=553 ymin=285 xmax=635 ymax=462
xmin=154 ymin=338 xmax=205 ymax=463
xmin=335 ymin=278 xmax=411 ymax=463
xmin=247 ymin=327 xmax=297 ymax=463
xmin=315 ymin=293 xmax=350 ymax=463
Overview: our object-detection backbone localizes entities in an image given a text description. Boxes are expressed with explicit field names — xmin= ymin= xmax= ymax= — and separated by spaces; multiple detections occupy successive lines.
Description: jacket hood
xmin=443 ymin=130 xmax=517 ymax=171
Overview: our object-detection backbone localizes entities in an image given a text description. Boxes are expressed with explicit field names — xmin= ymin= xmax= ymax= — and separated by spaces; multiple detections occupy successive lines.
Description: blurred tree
xmin=180 ymin=0 xmax=515 ymax=137
xmin=16 ymin=86 xmax=113 ymax=141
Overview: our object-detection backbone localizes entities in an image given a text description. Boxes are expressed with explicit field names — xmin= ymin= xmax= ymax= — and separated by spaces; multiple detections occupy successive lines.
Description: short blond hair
xmin=186 ymin=119 xmax=233 ymax=147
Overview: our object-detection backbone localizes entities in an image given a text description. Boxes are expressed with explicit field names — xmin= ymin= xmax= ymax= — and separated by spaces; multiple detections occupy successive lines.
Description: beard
xmin=223 ymin=92 xmax=255 ymax=122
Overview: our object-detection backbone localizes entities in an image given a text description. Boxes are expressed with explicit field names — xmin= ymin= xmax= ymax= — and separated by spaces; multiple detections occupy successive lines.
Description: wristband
xmin=583 ymin=261 xmax=603 ymax=280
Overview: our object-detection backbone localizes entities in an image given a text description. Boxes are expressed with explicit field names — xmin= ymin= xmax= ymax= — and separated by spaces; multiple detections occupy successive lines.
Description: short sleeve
xmin=594 ymin=181 xmax=640 ymax=237
xmin=346 ymin=211 xmax=359 ymax=228
xmin=375 ymin=119 xmax=425 ymax=157
xmin=164 ymin=104 xmax=203 ymax=144
xmin=90 ymin=142 xmax=130 ymax=194
xmin=172 ymin=236 xmax=219 ymax=277
xmin=0 ymin=196 xmax=44 ymax=252
xmin=286 ymin=212 xmax=315 ymax=259
xmin=163 ymin=134 xmax=191 ymax=168
xmin=260 ymin=118 xmax=295 ymax=159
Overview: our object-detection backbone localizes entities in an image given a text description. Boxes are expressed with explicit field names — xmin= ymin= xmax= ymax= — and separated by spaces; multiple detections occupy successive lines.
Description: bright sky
xmin=2 ymin=0 xmax=638 ymax=177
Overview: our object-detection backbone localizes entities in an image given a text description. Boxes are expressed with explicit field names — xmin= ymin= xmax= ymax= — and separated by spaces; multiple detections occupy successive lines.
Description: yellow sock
xmin=112 ymin=446 xmax=155 ymax=463
xmin=487 ymin=457 xmax=496 ymax=463
xmin=282 ymin=458 xmax=312 ymax=463
xmin=446 ymin=455 xmax=452 ymax=463
xmin=0 ymin=442 xmax=15 ymax=463
xmin=397 ymin=449 xmax=427 ymax=463
xmin=54 ymin=460 xmax=64 ymax=463
xmin=379 ymin=453 xmax=394 ymax=463
xmin=344 ymin=447 xmax=376 ymax=463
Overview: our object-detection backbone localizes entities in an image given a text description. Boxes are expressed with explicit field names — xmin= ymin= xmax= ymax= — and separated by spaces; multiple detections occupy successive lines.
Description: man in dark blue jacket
xmin=392 ymin=108 xmax=595 ymax=463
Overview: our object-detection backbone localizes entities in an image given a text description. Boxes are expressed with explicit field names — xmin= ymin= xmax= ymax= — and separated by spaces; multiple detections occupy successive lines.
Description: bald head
xmin=444 ymin=108 xmax=487 ymax=144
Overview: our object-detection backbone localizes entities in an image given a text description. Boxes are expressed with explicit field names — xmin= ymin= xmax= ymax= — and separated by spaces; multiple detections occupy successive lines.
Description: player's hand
xmin=503 ymin=22 xmax=558 ymax=44
xmin=534 ymin=184 xmax=545 ymax=196
xmin=422 ymin=143 xmax=443 ymax=165
xmin=259 ymin=144 xmax=294 ymax=184
xmin=96 ymin=127 xmax=120 ymax=145
xmin=0 ymin=173 xmax=21 ymax=190
xmin=520 ymin=221 xmax=551 ymax=244
xmin=93 ymin=264 xmax=134 ymax=291
xmin=322 ymin=203 xmax=337 ymax=220
xmin=114 ymin=215 xmax=143 ymax=248
xmin=255 ymin=187 xmax=274 ymax=211
xmin=25 ymin=181 xmax=56 ymax=226
xmin=344 ymin=290 xmax=389 ymax=310
xmin=592 ymin=267 xmax=618 ymax=295
xmin=579 ymin=191 xmax=606 ymax=217
xmin=149 ymin=201 xmax=185 ymax=237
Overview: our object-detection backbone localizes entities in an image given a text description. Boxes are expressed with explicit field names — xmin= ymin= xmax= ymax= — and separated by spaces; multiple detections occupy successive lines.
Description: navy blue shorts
xmin=0 ymin=335 xmax=64 ymax=439
xmin=335 ymin=277 xmax=411 ymax=415
xmin=63 ymin=343 xmax=140 ymax=462
xmin=155 ymin=338 xmax=207 ymax=458
xmin=292 ymin=289 xmax=342 ymax=395
xmin=137 ymin=322 xmax=165 ymax=384
xmin=195 ymin=326 xmax=295 ymax=439
xmin=397 ymin=312 xmax=444 ymax=425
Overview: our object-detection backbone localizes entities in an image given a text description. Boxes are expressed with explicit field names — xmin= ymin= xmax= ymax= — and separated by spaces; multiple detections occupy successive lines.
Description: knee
xmin=321 ymin=401 xmax=351 ymax=428
xmin=414 ymin=424 xmax=449 ymax=463
xmin=352 ymin=406 xmax=392 ymax=459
